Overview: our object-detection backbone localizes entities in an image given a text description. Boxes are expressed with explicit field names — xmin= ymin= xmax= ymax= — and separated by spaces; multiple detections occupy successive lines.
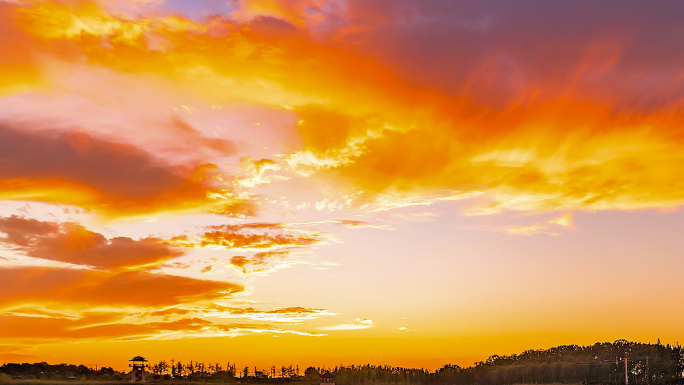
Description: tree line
xmin=428 ymin=340 xmax=683 ymax=385
xmin=1 ymin=340 xmax=681 ymax=384
xmin=0 ymin=362 xmax=117 ymax=381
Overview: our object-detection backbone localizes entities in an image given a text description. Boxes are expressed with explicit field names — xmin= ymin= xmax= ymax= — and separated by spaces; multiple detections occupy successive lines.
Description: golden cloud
xmin=299 ymin=101 xmax=684 ymax=216
xmin=234 ymin=157 xmax=289 ymax=189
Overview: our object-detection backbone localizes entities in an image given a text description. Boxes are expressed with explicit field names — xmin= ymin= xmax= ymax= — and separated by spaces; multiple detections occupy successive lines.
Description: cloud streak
xmin=0 ymin=312 xmax=326 ymax=343
xmin=319 ymin=318 xmax=373 ymax=331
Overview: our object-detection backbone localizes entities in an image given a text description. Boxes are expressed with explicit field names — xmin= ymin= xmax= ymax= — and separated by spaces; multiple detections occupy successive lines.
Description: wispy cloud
xmin=169 ymin=223 xmax=329 ymax=252
xmin=502 ymin=212 xmax=576 ymax=236
xmin=319 ymin=318 xmax=373 ymax=331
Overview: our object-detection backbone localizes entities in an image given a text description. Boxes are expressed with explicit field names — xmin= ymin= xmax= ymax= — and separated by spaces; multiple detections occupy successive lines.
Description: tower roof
xmin=129 ymin=356 xmax=148 ymax=362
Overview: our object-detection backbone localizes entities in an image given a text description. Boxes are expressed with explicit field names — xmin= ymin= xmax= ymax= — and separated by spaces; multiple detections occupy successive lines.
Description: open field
xmin=0 ymin=381 xmax=588 ymax=385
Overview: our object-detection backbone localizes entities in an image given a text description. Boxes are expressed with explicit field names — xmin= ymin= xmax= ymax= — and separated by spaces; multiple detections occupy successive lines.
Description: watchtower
xmin=129 ymin=356 xmax=148 ymax=382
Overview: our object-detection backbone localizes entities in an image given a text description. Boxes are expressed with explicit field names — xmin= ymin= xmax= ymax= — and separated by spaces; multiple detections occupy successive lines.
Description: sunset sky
xmin=1 ymin=0 xmax=684 ymax=371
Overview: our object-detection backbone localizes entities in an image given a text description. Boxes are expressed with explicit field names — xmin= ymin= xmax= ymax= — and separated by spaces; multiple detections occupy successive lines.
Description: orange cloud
xmin=0 ymin=215 xmax=183 ymax=270
xmin=0 ymin=219 xmax=338 ymax=343
xmin=0 ymin=123 xmax=252 ymax=220
xmin=0 ymin=267 xmax=243 ymax=310
xmin=0 ymin=262 xmax=255 ymax=343
xmin=0 ymin=213 xmax=340 ymax=345
xmin=0 ymin=215 xmax=312 ymax=346
xmin=11 ymin=0 xmax=419 ymax=121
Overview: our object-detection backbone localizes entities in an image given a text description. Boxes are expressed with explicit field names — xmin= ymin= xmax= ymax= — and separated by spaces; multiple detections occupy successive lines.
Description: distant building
xmin=128 ymin=356 xmax=148 ymax=383
xmin=320 ymin=372 xmax=335 ymax=385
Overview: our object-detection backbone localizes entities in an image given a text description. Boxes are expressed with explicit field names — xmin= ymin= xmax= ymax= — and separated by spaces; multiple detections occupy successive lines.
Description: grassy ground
xmin=0 ymin=381 xmax=242 ymax=385
xmin=0 ymin=381 xmax=122 ymax=385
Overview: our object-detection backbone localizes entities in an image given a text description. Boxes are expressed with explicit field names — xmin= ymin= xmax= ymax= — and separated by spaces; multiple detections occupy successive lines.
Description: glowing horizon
xmin=1 ymin=0 xmax=683 ymax=371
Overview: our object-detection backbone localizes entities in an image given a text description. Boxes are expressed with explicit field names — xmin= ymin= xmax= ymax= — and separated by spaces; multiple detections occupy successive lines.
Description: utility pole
xmin=625 ymin=358 xmax=629 ymax=385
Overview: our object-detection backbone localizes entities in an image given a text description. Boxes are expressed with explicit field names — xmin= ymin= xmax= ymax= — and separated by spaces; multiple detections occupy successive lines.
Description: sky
xmin=1 ymin=0 xmax=684 ymax=371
